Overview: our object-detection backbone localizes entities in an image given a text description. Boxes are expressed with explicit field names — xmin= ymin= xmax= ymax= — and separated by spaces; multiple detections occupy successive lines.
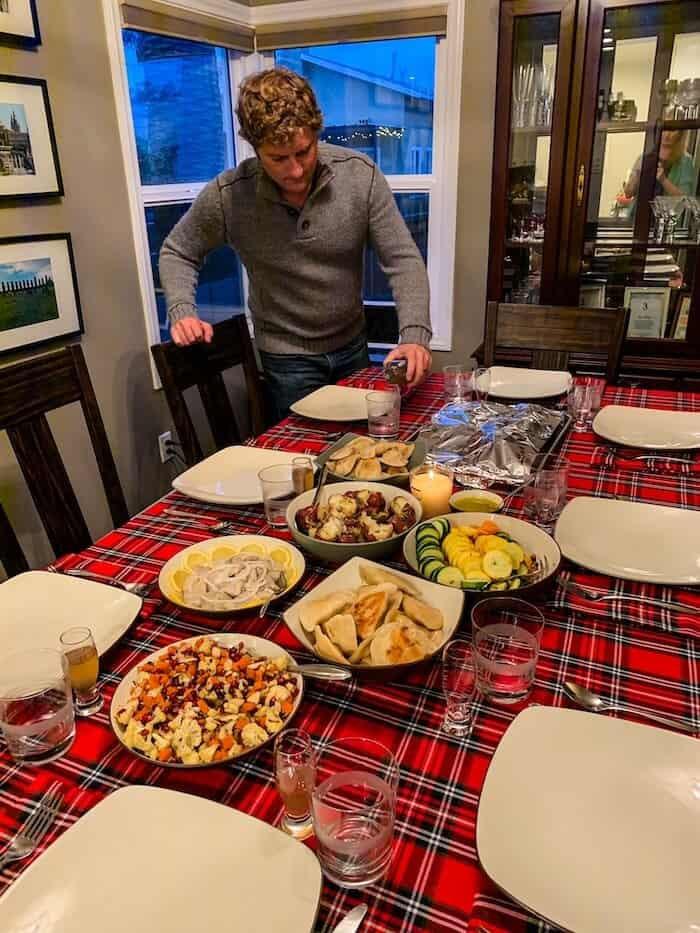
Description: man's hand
xmin=384 ymin=344 xmax=432 ymax=391
xmin=170 ymin=317 xmax=213 ymax=347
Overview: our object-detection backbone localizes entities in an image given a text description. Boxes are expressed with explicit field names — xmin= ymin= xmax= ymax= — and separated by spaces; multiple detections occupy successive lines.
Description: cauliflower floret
xmin=116 ymin=699 xmax=138 ymax=726
xmin=199 ymin=743 xmax=218 ymax=764
xmin=360 ymin=515 xmax=393 ymax=541
xmin=265 ymin=684 xmax=291 ymax=705
xmin=246 ymin=691 xmax=261 ymax=706
xmin=328 ymin=494 xmax=358 ymax=518
xmin=224 ymin=697 xmax=244 ymax=714
xmin=171 ymin=717 xmax=202 ymax=760
xmin=318 ymin=517 xmax=343 ymax=541
xmin=390 ymin=495 xmax=410 ymax=516
xmin=241 ymin=722 xmax=268 ymax=748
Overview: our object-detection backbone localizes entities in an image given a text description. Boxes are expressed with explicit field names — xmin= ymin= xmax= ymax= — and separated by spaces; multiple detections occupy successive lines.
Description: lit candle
xmin=410 ymin=464 xmax=454 ymax=519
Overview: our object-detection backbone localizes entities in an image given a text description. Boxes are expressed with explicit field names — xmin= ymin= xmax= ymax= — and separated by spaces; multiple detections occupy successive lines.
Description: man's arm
xmin=366 ymin=164 xmax=432 ymax=388
xmin=159 ymin=177 xmax=227 ymax=345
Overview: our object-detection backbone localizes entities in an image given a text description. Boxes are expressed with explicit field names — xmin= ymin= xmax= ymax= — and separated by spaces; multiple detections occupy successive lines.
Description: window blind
xmin=120 ymin=1 xmax=254 ymax=52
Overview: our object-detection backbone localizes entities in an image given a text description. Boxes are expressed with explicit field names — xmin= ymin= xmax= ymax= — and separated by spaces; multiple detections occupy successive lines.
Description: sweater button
xmin=301 ymin=219 xmax=310 ymax=231
xmin=286 ymin=207 xmax=296 ymax=217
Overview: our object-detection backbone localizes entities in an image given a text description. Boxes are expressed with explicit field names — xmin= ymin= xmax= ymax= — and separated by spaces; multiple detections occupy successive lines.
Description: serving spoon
xmin=564 ymin=681 xmax=697 ymax=733
xmin=288 ymin=662 xmax=352 ymax=682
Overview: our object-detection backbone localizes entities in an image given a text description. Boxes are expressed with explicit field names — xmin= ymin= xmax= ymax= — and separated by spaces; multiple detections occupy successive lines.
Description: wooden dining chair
xmin=0 ymin=344 xmax=129 ymax=577
xmin=150 ymin=314 xmax=267 ymax=468
xmin=483 ymin=302 xmax=629 ymax=383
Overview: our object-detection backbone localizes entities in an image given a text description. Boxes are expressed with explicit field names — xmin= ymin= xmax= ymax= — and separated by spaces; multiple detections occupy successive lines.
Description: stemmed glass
xmin=59 ymin=627 xmax=102 ymax=716
xmin=568 ymin=384 xmax=594 ymax=432
xmin=274 ymin=728 xmax=316 ymax=839
xmin=441 ymin=639 xmax=476 ymax=737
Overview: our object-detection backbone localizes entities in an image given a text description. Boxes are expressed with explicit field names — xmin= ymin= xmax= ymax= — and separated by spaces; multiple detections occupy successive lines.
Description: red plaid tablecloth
xmin=2 ymin=370 xmax=699 ymax=933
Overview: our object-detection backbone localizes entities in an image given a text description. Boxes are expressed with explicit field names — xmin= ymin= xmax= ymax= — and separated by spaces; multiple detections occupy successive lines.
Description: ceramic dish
xmin=172 ymin=446 xmax=316 ymax=505
xmin=287 ymin=481 xmax=422 ymax=563
xmin=316 ymin=432 xmax=426 ymax=487
xmin=555 ymin=496 xmax=700 ymax=585
xmin=403 ymin=512 xmax=560 ymax=597
xmin=0 ymin=571 xmax=141 ymax=660
xmin=290 ymin=384 xmax=371 ymax=421
xmin=449 ymin=489 xmax=504 ymax=513
xmin=110 ymin=633 xmax=303 ymax=769
xmin=283 ymin=556 xmax=464 ymax=679
xmin=0 ymin=785 xmax=322 ymax=932
xmin=158 ymin=535 xmax=305 ymax=613
xmin=477 ymin=706 xmax=700 ymax=933
xmin=592 ymin=405 xmax=700 ymax=450
xmin=479 ymin=366 xmax=572 ymax=400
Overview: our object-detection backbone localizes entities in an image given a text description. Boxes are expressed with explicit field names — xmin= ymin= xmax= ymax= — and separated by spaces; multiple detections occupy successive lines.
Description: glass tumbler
xmin=471 ymin=597 xmax=545 ymax=705
xmin=0 ymin=649 xmax=76 ymax=765
xmin=259 ymin=463 xmax=297 ymax=527
xmin=311 ymin=736 xmax=399 ymax=888
xmin=366 ymin=388 xmax=401 ymax=439
xmin=522 ymin=463 xmax=568 ymax=530
xmin=275 ymin=728 xmax=316 ymax=840
xmin=581 ymin=377 xmax=605 ymax=428
xmin=567 ymin=383 xmax=594 ymax=432
xmin=473 ymin=367 xmax=491 ymax=403
xmin=442 ymin=364 xmax=474 ymax=403
xmin=441 ymin=638 xmax=476 ymax=737
xmin=60 ymin=627 xmax=102 ymax=716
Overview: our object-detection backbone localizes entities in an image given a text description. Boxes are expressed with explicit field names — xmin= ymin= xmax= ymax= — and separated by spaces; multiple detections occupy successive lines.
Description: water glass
xmin=581 ymin=377 xmax=605 ymax=427
xmin=443 ymin=364 xmax=473 ymax=402
xmin=441 ymin=639 xmax=476 ymax=737
xmin=366 ymin=388 xmax=401 ymax=439
xmin=311 ymin=736 xmax=399 ymax=888
xmin=275 ymin=728 xmax=316 ymax=840
xmin=567 ymin=383 xmax=594 ymax=432
xmin=0 ymin=649 xmax=75 ymax=765
xmin=471 ymin=598 xmax=544 ymax=705
xmin=259 ymin=464 xmax=297 ymax=526
xmin=473 ymin=367 xmax=491 ymax=402
xmin=291 ymin=456 xmax=314 ymax=495
xmin=60 ymin=627 xmax=102 ymax=716
xmin=522 ymin=463 xmax=568 ymax=529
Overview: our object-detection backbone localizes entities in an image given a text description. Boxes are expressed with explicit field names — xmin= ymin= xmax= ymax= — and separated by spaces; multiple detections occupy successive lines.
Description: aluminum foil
xmin=419 ymin=400 xmax=567 ymax=487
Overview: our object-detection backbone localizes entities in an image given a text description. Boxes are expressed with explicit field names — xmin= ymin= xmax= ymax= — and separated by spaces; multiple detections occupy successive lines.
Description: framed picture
xmin=0 ymin=234 xmax=83 ymax=357
xmin=0 ymin=0 xmax=40 ymax=47
xmin=579 ymin=283 xmax=607 ymax=309
xmin=0 ymin=75 xmax=62 ymax=200
xmin=673 ymin=295 xmax=691 ymax=341
xmin=624 ymin=286 xmax=670 ymax=339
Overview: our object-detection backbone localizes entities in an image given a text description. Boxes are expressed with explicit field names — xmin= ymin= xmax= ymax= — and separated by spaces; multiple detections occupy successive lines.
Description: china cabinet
xmin=487 ymin=0 xmax=700 ymax=387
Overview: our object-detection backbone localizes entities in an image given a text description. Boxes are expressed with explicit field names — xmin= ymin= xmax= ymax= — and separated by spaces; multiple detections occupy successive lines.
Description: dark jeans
xmin=259 ymin=331 xmax=370 ymax=423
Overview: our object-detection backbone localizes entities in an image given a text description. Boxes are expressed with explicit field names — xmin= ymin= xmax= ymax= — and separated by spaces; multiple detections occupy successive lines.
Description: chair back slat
xmin=197 ymin=373 xmax=241 ymax=450
xmin=0 ymin=350 xmax=81 ymax=427
xmin=532 ymin=349 xmax=571 ymax=371
xmin=0 ymin=501 xmax=29 ymax=576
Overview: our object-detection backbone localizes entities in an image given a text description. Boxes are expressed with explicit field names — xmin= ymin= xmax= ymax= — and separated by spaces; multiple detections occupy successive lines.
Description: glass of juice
xmin=60 ymin=627 xmax=102 ymax=716
xmin=274 ymin=728 xmax=316 ymax=839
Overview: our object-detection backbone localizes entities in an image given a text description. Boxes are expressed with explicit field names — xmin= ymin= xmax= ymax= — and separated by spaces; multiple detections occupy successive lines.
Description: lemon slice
xmin=171 ymin=568 xmax=189 ymax=591
xmin=210 ymin=545 xmax=238 ymax=562
xmin=269 ymin=547 xmax=292 ymax=568
xmin=185 ymin=550 xmax=210 ymax=571
xmin=239 ymin=542 xmax=266 ymax=556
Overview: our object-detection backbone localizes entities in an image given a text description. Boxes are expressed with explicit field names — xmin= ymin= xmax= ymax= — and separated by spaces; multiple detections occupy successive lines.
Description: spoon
xmin=288 ymin=662 xmax=352 ymax=682
xmin=564 ymin=681 xmax=697 ymax=733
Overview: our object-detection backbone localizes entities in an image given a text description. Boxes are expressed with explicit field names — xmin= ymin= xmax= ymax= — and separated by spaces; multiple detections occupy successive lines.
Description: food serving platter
xmin=555 ymin=497 xmax=700 ymax=585
xmin=158 ymin=535 xmax=305 ymax=613
xmin=315 ymin=432 xmax=426 ymax=487
xmin=477 ymin=706 xmax=700 ymax=933
xmin=172 ymin=445 xmax=316 ymax=506
xmin=110 ymin=633 xmax=303 ymax=769
xmin=290 ymin=384 xmax=372 ymax=421
xmin=478 ymin=366 xmax=572 ymax=400
xmin=0 ymin=571 xmax=141 ymax=660
xmin=592 ymin=405 xmax=700 ymax=450
xmin=0 ymin=785 xmax=322 ymax=932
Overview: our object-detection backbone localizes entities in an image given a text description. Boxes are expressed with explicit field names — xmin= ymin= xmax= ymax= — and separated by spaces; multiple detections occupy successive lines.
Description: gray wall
xmin=0 ymin=2 xmax=178 ymax=574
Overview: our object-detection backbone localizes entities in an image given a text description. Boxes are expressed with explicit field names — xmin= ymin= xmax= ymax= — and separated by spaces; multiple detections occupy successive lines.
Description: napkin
xmin=592 ymin=446 xmax=700 ymax=474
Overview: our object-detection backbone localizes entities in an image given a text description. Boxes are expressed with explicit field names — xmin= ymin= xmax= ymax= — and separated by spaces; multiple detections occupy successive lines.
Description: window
xmin=122 ymin=30 xmax=244 ymax=341
xmin=275 ymin=39 xmax=437 ymax=346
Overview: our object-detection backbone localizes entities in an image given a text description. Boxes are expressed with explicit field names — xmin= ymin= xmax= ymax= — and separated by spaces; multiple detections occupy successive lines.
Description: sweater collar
xmin=256 ymin=147 xmax=335 ymax=206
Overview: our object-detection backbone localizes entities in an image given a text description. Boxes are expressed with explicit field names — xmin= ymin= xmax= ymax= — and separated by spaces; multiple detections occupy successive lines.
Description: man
xmin=159 ymin=67 xmax=432 ymax=421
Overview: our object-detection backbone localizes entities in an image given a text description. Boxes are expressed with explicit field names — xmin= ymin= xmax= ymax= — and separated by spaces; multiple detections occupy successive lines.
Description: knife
xmin=330 ymin=904 xmax=368 ymax=933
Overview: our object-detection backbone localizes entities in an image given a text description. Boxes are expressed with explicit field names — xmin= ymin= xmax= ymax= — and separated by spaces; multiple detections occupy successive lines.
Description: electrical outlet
xmin=158 ymin=431 xmax=173 ymax=463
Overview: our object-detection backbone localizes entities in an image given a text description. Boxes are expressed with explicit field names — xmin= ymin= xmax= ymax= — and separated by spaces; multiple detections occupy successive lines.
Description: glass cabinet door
xmin=574 ymin=1 xmax=700 ymax=347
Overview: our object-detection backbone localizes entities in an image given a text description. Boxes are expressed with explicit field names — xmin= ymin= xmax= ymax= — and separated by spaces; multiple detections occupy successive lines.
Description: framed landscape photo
xmin=0 ymin=75 xmax=62 ymax=200
xmin=0 ymin=234 xmax=83 ymax=357
xmin=624 ymin=286 xmax=670 ymax=339
xmin=0 ymin=0 xmax=40 ymax=47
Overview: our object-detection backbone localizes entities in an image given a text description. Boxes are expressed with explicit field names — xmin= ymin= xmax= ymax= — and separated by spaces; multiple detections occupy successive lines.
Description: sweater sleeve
xmin=159 ymin=177 xmax=227 ymax=324
xmin=366 ymin=164 xmax=432 ymax=347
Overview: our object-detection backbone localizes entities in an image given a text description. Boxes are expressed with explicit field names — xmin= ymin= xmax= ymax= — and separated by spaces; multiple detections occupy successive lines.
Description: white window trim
xmin=102 ymin=0 xmax=463 ymax=389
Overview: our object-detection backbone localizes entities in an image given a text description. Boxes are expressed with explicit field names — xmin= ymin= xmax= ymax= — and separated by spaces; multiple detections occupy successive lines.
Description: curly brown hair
xmin=236 ymin=68 xmax=323 ymax=149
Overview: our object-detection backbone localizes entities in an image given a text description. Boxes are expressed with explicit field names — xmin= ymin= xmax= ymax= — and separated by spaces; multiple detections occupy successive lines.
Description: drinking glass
xmin=471 ymin=598 xmax=545 ymax=705
xmin=442 ymin=364 xmax=473 ymax=403
xmin=567 ymin=383 xmax=594 ymax=432
xmin=473 ymin=367 xmax=491 ymax=402
xmin=366 ymin=388 xmax=400 ymax=439
xmin=274 ymin=728 xmax=316 ymax=840
xmin=581 ymin=377 xmax=605 ymax=427
xmin=259 ymin=463 xmax=297 ymax=526
xmin=522 ymin=463 xmax=568 ymax=529
xmin=291 ymin=456 xmax=314 ymax=495
xmin=441 ymin=639 xmax=476 ymax=737
xmin=0 ymin=649 xmax=75 ymax=764
xmin=60 ymin=627 xmax=102 ymax=716
xmin=311 ymin=736 xmax=399 ymax=888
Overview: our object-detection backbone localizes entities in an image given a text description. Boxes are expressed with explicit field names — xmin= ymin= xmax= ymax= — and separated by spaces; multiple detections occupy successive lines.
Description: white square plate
xmin=480 ymin=366 xmax=572 ymax=400
xmin=555 ymin=496 xmax=700 ymax=584
xmin=0 ymin=785 xmax=322 ymax=933
xmin=593 ymin=405 xmax=700 ymax=449
xmin=477 ymin=706 xmax=700 ymax=933
xmin=290 ymin=385 xmax=370 ymax=421
xmin=0 ymin=571 xmax=141 ymax=660
xmin=172 ymin=445 xmax=313 ymax=505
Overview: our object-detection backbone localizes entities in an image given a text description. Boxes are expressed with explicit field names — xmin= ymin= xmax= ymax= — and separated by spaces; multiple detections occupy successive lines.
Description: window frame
xmin=101 ymin=0 xmax=463 ymax=388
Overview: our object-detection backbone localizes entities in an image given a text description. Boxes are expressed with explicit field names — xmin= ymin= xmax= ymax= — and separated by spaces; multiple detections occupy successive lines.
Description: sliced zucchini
xmin=418 ymin=546 xmax=444 ymax=564
xmin=416 ymin=526 xmax=441 ymax=545
xmin=421 ymin=559 xmax=445 ymax=581
xmin=431 ymin=517 xmax=451 ymax=539
xmin=462 ymin=580 xmax=489 ymax=591
xmin=508 ymin=577 xmax=522 ymax=589
xmin=482 ymin=550 xmax=514 ymax=581
xmin=489 ymin=581 xmax=509 ymax=591
xmin=437 ymin=566 xmax=465 ymax=587
xmin=464 ymin=570 xmax=491 ymax=584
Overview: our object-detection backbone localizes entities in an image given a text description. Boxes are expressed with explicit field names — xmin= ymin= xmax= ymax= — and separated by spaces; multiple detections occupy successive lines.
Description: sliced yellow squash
xmin=456 ymin=552 xmax=484 ymax=574
xmin=476 ymin=534 xmax=510 ymax=555
xmin=464 ymin=570 xmax=491 ymax=584
xmin=482 ymin=549 xmax=513 ymax=581
xmin=504 ymin=541 xmax=525 ymax=567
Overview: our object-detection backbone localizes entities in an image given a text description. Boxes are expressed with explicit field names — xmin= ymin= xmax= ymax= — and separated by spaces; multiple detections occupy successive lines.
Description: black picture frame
xmin=0 ymin=74 xmax=62 ymax=200
xmin=0 ymin=0 xmax=40 ymax=48
xmin=0 ymin=233 xmax=83 ymax=358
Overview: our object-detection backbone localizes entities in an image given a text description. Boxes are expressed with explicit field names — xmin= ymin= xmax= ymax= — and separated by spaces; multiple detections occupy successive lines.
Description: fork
xmin=163 ymin=509 xmax=238 ymax=534
xmin=48 ymin=567 xmax=153 ymax=598
xmin=558 ymin=578 xmax=692 ymax=613
xmin=0 ymin=783 xmax=63 ymax=872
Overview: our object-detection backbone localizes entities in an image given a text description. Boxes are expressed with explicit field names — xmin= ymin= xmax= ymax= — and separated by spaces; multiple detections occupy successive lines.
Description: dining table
xmin=1 ymin=367 xmax=699 ymax=933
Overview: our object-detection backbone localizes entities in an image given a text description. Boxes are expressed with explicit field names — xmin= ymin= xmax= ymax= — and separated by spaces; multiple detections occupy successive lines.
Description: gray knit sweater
xmin=159 ymin=142 xmax=431 ymax=355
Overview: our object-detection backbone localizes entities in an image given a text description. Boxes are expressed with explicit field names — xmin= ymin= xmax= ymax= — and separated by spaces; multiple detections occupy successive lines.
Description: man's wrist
xmin=399 ymin=325 xmax=432 ymax=349
xmin=169 ymin=303 xmax=199 ymax=324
